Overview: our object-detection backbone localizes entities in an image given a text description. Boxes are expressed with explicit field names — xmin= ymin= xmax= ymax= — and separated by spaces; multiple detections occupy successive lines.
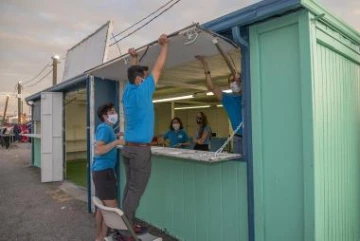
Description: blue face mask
xmin=108 ymin=114 xmax=118 ymax=124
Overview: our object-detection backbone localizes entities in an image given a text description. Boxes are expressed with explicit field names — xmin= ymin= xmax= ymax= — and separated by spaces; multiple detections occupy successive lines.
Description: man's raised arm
xmin=128 ymin=48 xmax=138 ymax=66
xmin=152 ymin=34 xmax=168 ymax=85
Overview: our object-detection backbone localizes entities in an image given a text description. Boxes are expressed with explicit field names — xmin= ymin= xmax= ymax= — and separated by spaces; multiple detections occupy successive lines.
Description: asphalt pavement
xmin=0 ymin=143 xmax=95 ymax=241
xmin=0 ymin=142 xmax=178 ymax=241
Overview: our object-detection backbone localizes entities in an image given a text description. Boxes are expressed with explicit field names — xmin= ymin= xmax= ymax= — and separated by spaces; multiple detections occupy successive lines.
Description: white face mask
xmin=230 ymin=81 xmax=241 ymax=93
xmin=108 ymin=114 xmax=118 ymax=124
xmin=172 ymin=123 xmax=180 ymax=130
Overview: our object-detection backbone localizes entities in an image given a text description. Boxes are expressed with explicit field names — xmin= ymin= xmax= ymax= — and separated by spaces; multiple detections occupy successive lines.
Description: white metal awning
xmin=86 ymin=24 xmax=241 ymax=102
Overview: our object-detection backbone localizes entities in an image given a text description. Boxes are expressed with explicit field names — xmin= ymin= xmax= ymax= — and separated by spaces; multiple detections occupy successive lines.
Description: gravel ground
xmin=0 ymin=143 xmax=178 ymax=241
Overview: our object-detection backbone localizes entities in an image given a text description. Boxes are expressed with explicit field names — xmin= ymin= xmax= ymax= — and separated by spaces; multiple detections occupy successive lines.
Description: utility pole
xmin=21 ymin=100 xmax=24 ymax=122
xmin=17 ymin=81 xmax=22 ymax=124
xmin=2 ymin=95 xmax=9 ymax=125
xmin=52 ymin=55 xmax=60 ymax=86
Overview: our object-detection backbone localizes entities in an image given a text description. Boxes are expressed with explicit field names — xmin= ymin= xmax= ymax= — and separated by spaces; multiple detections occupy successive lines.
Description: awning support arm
xmin=212 ymin=38 xmax=237 ymax=76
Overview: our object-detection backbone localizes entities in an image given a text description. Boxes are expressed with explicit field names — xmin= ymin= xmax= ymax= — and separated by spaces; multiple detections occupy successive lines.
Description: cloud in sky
xmin=0 ymin=0 xmax=359 ymax=114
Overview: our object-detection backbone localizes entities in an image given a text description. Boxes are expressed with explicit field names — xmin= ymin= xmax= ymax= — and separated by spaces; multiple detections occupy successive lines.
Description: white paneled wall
xmin=40 ymin=92 xmax=63 ymax=182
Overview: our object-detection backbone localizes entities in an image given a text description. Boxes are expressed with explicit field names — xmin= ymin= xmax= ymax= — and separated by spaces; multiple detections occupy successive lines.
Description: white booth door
xmin=41 ymin=92 xmax=63 ymax=182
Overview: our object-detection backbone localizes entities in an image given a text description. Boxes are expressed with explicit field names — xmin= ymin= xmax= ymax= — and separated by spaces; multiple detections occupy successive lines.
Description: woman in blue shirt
xmin=163 ymin=117 xmax=189 ymax=148
xmin=194 ymin=112 xmax=212 ymax=151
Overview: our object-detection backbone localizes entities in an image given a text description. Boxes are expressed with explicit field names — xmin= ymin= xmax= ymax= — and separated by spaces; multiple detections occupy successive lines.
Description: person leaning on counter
xmin=162 ymin=117 xmax=189 ymax=148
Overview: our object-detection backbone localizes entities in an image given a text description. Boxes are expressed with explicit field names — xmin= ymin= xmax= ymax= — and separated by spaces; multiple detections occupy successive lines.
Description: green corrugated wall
xmin=33 ymin=138 xmax=41 ymax=168
xmin=119 ymin=156 xmax=248 ymax=241
xmin=250 ymin=9 xmax=360 ymax=241
xmin=250 ymin=10 xmax=313 ymax=241
xmin=312 ymin=20 xmax=360 ymax=241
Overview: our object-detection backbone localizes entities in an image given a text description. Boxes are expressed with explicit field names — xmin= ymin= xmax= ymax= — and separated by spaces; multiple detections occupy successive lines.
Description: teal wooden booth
xmin=115 ymin=1 xmax=360 ymax=241
xmin=25 ymin=0 xmax=360 ymax=241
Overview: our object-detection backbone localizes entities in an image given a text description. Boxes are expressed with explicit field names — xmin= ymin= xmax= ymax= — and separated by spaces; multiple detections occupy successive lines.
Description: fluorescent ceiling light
xmin=206 ymin=89 xmax=232 ymax=96
xmin=153 ymin=95 xmax=194 ymax=103
xmin=217 ymin=104 xmax=223 ymax=107
xmin=174 ymin=105 xmax=210 ymax=110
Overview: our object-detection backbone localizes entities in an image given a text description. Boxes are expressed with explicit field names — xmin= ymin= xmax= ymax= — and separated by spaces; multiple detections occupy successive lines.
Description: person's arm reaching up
xmin=128 ymin=48 xmax=138 ymax=66
xmin=196 ymin=56 xmax=223 ymax=101
xmin=152 ymin=34 xmax=168 ymax=85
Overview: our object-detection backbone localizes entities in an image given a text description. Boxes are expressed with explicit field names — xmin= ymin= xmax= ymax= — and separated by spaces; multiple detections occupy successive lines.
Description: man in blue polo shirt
xmin=196 ymin=56 xmax=243 ymax=155
xmin=121 ymin=34 xmax=168 ymax=231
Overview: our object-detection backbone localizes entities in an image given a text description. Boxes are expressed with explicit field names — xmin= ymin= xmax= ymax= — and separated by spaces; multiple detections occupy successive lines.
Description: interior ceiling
xmin=87 ymin=25 xmax=241 ymax=107
xmin=154 ymin=49 xmax=241 ymax=106
xmin=64 ymin=49 xmax=241 ymax=107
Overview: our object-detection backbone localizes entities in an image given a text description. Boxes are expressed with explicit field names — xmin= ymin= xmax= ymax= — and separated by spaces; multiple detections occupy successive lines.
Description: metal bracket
xmin=182 ymin=26 xmax=199 ymax=45
xmin=213 ymin=38 xmax=237 ymax=76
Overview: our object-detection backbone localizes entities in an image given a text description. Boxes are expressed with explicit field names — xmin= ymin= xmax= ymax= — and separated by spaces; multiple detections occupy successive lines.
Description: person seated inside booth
xmin=161 ymin=117 xmax=189 ymax=148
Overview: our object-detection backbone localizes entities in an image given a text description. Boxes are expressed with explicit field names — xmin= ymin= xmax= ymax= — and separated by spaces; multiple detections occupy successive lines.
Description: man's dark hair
xmin=127 ymin=65 xmax=149 ymax=84
xmin=169 ymin=117 xmax=184 ymax=131
xmin=97 ymin=102 xmax=114 ymax=122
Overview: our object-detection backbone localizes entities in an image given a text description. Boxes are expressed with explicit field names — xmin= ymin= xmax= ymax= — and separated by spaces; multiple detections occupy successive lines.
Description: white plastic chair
xmin=92 ymin=196 xmax=162 ymax=241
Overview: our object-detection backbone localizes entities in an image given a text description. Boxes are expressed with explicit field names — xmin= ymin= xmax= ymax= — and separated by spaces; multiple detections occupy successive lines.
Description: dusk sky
xmin=0 ymin=0 xmax=359 ymax=115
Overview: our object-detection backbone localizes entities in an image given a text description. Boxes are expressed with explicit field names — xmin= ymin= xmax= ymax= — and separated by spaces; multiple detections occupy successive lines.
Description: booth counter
xmin=117 ymin=146 xmax=248 ymax=241
xmin=21 ymin=133 xmax=41 ymax=168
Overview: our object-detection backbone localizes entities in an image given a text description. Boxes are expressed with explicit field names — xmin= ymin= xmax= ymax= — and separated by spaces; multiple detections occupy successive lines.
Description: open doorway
xmin=64 ymin=88 xmax=88 ymax=187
